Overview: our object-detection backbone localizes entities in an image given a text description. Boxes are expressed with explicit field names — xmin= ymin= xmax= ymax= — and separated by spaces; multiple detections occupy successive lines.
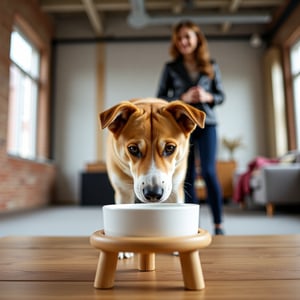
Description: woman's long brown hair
xmin=169 ymin=21 xmax=214 ymax=79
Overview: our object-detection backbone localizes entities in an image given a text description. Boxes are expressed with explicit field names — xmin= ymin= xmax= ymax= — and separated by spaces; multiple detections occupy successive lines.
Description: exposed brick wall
xmin=0 ymin=0 xmax=56 ymax=212
xmin=0 ymin=157 xmax=56 ymax=211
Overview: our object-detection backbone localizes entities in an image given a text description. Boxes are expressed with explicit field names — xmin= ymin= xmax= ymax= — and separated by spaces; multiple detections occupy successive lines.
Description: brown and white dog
xmin=100 ymin=98 xmax=206 ymax=205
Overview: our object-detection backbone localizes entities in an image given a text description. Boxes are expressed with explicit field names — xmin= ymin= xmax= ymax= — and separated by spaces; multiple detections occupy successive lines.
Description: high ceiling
xmin=39 ymin=0 xmax=291 ymax=41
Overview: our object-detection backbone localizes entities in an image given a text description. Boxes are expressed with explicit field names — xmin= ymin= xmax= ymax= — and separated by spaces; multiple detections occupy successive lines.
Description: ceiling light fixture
xmin=250 ymin=33 xmax=263 ymax=48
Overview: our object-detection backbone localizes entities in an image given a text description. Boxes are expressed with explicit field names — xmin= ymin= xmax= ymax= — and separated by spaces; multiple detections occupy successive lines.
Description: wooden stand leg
xmin=179 ymin=250 xmax=205 ymax=290
xmin=90 ymin=229 xmax=212 ymax=290
xmin=138 ymin=253 xmax=155 ymax=271
xmin=94 ymin=251 xmax=118 ymax=289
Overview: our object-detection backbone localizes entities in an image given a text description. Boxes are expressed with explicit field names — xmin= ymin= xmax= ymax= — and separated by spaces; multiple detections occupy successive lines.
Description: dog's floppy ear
xmin=100 ymin=101 xmax=139 ymax=135
xmin=163 ymin=100 xmax=206 ymax=134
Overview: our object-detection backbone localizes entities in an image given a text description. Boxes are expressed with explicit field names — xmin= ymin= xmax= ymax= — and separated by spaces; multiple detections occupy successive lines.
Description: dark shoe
xmin=215 ymin=228 xmax=225 ymax=235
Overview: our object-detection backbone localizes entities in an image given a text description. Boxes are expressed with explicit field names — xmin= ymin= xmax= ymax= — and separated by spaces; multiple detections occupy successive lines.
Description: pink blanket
xmin=233 ymin=156 xmax=279 ymax=203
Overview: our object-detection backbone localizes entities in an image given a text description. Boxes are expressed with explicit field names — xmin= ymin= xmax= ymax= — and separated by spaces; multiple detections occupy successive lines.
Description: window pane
xmin=8 ymin=27 xmax=40 ymax=160
xmin=293 ymin=74 xmax=300 ymax=148
xmin=291 ymin=39 xmax=300 ymax=75
xmin=8 ymin=64 xmax=38 ymax=159
xmin=10 ymin=30 xmax=40 ymax=78
xmin=272 ymin=62 xmax=287 ymax=155
xmin=291 ymin=38 xmax=300 ymax=149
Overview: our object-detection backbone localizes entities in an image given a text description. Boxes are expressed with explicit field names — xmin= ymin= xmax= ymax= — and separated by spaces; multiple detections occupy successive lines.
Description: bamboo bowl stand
xmin=90 ymin=229 xmax=212 ymax=290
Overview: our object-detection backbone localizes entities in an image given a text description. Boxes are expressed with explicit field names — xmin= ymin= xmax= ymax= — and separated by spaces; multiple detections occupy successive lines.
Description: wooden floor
xmin=1 ymin=235 xmax=300 ymax=299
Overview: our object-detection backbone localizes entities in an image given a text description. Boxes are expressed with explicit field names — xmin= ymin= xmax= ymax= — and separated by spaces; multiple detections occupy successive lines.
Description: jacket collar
xmin=174 ymin=58 xmax=200 ymax=85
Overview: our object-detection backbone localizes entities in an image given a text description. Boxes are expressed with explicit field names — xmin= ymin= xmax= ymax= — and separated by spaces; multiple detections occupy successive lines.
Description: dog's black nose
xmin=143 ymin=185 xmax=163 ymax=202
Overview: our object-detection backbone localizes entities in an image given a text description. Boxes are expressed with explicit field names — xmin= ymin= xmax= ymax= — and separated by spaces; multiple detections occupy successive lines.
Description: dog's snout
xmin=143 ymin=185 xmax=163 ymax=202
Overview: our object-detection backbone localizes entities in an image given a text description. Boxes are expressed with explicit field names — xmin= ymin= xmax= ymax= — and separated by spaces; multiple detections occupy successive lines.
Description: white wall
xmin=54 ymin=44 xmax=98 ymax=202
xmin=105 ymin=42 xmax=169 ymax=107
xmin=54 ymin=40 xmax=266 ymax=203
xmin=209 ymin=41 xmax=266 ymax=164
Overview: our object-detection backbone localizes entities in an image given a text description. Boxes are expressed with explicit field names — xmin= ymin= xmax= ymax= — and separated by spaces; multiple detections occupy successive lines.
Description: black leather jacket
xmin=157 ymin=58 xmax=225 ymax=125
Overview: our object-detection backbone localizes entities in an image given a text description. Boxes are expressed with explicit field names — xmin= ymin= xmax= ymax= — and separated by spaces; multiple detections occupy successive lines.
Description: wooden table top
xmin=0 ymin=234 xmax=300 ymax=299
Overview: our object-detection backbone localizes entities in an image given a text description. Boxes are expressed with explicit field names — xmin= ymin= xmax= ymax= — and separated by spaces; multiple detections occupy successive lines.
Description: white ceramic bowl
xmin=103 ymin=203 xmax=199 ymax=237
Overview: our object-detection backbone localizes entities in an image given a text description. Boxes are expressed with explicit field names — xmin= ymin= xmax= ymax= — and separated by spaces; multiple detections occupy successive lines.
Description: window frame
xmin=8 ymin=27 xmax=41 ymax=159
xmin=7 ymin=15 xmax=51 ymax=161
xmin=282 ymin=27 xmax=300 ymax=150
xmin=290 ymin=39 xmax=300 ymax=148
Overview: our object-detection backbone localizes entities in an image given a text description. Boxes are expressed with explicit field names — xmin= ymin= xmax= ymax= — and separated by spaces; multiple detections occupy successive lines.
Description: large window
xmin=7 ymin=28 xmax=41 ymax=159
xmin=290 ymin=39 xmax=300 ymax=148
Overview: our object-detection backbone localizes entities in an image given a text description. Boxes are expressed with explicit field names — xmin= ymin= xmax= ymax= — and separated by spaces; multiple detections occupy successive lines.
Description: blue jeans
xmin=184 ymin=125 xmax=223 ymax=225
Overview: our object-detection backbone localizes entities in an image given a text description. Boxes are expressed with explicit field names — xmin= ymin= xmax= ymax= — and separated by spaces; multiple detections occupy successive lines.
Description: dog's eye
xmin=128 ymin=145 xmax=142 ymax=157
xmin=163 ymin=144 xmax=176 ymax=156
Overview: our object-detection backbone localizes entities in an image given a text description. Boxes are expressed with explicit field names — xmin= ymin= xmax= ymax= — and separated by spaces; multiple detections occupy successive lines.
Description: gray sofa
xmin=250 ymin=163 xmax=300 ymax=216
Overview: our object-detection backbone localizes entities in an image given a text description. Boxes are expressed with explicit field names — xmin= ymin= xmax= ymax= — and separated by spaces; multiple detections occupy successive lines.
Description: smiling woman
xmin=157 ymin=21 xmax=225 ymax=235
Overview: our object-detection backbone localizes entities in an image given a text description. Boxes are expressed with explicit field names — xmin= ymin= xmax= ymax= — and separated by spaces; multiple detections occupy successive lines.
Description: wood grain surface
xmin=0 ymin=234 xmax=300 ymax=299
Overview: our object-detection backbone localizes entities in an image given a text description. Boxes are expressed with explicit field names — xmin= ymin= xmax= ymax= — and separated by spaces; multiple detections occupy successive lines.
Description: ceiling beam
xmin=128 ymin=0 xmax=271 ymax=28
xmin=172 ymin=0 xmax=183 ymax=14
xmin=81 ymin=0 xmax=103 ymax=36
xmin=41 ymin=4 xmax=83 ymax=13
xmin=221 ymin=0 xmax=241 ymax=33
xmin=41 ymin=0 xmax=284 ymax=13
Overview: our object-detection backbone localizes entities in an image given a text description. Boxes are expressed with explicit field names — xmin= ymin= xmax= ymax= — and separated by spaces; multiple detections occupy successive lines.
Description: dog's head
xmin=100 ymin=98 xmax=205 ymax=203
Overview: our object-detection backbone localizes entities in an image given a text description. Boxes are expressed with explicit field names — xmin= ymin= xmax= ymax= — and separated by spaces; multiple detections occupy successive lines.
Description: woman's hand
xmin=181 ymin=86 xmax=213 ymax=104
